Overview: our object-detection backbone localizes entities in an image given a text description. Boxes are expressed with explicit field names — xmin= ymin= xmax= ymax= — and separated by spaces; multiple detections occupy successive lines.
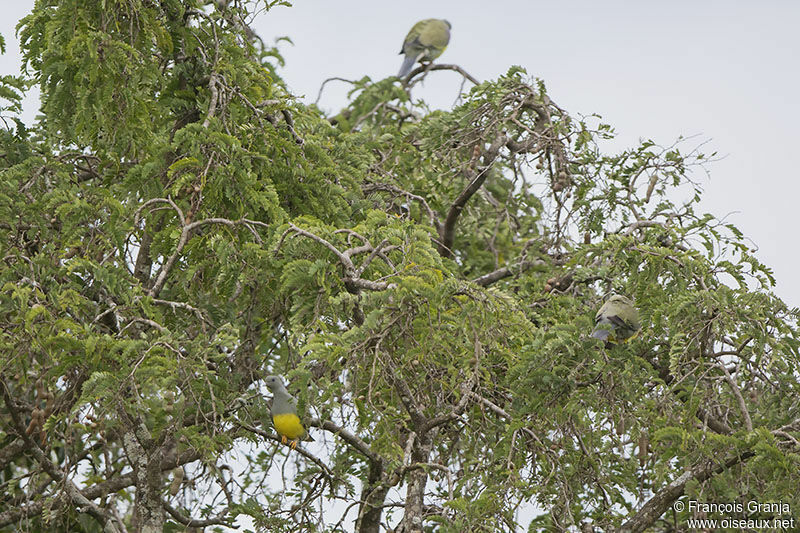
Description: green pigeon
xmin=264 ymin=375 xmax=313 ymax=449
xmin=591 ymin=295 xmax=640 ymax=345
xmin=398 ymin=19 xmax=452 ymax=78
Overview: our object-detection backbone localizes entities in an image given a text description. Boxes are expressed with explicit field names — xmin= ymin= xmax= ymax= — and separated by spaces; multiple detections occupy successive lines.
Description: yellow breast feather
xmin=272 ymin=413 xmax=306 ymax=441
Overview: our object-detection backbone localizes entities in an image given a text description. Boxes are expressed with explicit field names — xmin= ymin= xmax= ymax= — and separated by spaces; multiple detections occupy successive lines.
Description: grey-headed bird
xmin=264 ymin=375 xmax=313 ymax=449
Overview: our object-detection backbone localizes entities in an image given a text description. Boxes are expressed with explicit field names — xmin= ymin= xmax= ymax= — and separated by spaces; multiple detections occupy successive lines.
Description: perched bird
xmin=398 ymin=19 xmax=452 ymax=78
xmin=591 ymin=295 xmax=640 ymax=345
xmin=264 ymin=375 xmax=312 ymax=449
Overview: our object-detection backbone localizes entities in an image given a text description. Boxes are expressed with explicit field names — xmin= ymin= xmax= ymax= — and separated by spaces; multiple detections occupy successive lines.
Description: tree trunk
xmin=401 ymin=431 xmax=433 ymax=533
xmin=355 ymin=459 xmax=390 ymax=533
xmin=123 ymin=427 xmax=165 ymax=533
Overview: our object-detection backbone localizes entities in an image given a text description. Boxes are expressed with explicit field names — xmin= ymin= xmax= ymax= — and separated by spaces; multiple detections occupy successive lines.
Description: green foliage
xmin=0 ymin=2 xmax=798 ymax=532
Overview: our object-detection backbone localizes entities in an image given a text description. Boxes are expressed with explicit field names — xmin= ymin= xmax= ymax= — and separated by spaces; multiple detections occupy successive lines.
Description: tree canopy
xmin=1 ymin=1 xmax=798 ymax=532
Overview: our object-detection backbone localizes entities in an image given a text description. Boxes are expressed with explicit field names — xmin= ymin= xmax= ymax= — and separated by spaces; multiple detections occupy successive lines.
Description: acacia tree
xmin=1 ymin=1 xmax=798 ymax=532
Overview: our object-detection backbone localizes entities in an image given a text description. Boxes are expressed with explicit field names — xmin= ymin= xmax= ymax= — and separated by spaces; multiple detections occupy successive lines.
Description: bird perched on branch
xmin=591 ymin=295 xmax=640 ymax=346
xmin=264 ymin=375 xmax=313 ymax=450
xmin=398 ymin=19 xmax=451 ymax=78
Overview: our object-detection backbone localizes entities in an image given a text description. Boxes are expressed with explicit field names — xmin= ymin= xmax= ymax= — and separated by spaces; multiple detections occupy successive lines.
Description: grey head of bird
xmin=264 ymin=375 xmax=297 ymax=412
xmin=264 ymin=374 xmax=283 ymax=390
xmin=265 ymin=375 xmax=292 ymax=397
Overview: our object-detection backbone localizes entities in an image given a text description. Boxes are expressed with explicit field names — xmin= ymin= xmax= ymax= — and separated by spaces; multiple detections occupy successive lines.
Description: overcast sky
xmin=2 ymin=1 xmax=798 ymax=308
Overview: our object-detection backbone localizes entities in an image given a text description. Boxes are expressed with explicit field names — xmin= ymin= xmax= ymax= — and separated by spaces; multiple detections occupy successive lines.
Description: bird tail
xmin=397 ymin=55 xmax=417 ymax=78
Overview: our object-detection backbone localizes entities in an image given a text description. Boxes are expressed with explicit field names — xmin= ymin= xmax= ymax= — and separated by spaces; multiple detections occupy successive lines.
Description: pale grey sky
xmin=2 ymin=1 xmax=798 ymax=308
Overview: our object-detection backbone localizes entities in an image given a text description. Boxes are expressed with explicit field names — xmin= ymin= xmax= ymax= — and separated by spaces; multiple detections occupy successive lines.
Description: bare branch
xmin=716 ymin=362 xmax=753 ymax=432
xmin=314 ymin=76 xmax=358 ymax=106
xmin=151 ymin=298 xmax=208 ymax=324
xmin=390 ymin=370 xmax=426 ymax=427
xmin=355 ymin=239 xmax=391 ymax=275
xmin=421 ymin=379 xmax=473 ymax=432
xmin=264 ymin=108 xmax=305 ymax=145
xmin=467 ymin=391 xmax=543 ymax=444
xmin=344 ymin=277 xmax=394 ymax=292
xmin=309 ymin=418 xmax=382 ymax=464
xmin=287 ymin=223 xmax=356 ymax=274
xmin=119 ymin=317 xmax=168 ymax=334
xmin=471 ymin=259 xmax=547 ymax=287
xmin=405 ymin=63 xmax=480 ymax=86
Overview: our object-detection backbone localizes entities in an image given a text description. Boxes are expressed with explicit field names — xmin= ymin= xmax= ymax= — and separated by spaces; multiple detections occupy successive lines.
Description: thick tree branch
xmin=390 ymin=371 xmax=426 ymax=427
xmin=309 ymin=418 xmax=382 ymax=464
xmin=438 ymin=134 xmax=507 ymax=258
xmin=471 ymin=259 xmax=547 ymax=287
xmin=421 ymin=376 xmax=476 ymax=432
xmin=620 ymin=450 xmax=755 ymax=533
xmin=285 ymin=223 xmax=356 ymax=273
xmin=133 ymin=220 xmax=155 ymax=284
xmin=405 ymin=63 xmax=480 ymax=86
xmin=400 ymin=431 xmax=433 ymax=533
xmin=355 ymin=457 xmax=390 ymax=533
xmin=0 ymin=438 xmax=25 ymax=471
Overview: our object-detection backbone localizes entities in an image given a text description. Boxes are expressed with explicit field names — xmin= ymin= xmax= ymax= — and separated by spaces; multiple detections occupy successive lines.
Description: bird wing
xmin=606 ymin=313 xmax=633 ymax=330
xmin=400 ymin=20 xmax=428 ymax=53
